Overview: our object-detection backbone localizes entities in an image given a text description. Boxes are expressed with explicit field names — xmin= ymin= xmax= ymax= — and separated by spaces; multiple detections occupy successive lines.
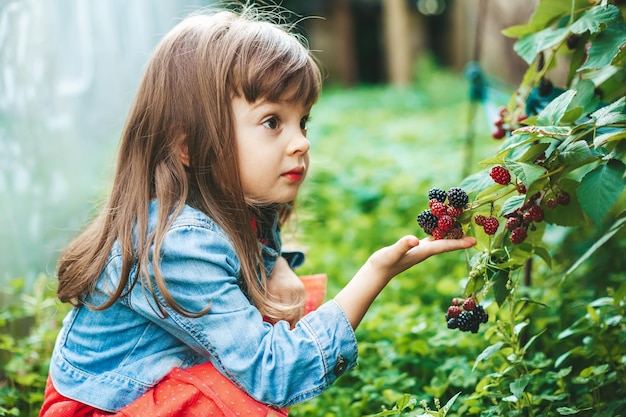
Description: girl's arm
xmin=334 ymin=235 xmax=476 ymax=329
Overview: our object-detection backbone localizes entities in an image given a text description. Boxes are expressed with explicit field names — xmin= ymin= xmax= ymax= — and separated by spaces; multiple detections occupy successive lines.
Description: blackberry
xmin=417 ymin=210 xmax=438 ymax=235
xmin=463 ymin=298 xmax=476 ymax=311
xmin=432 ymin=228 xmax=447 ymax=240
xmin=457 ymin=311 xmax=478 ymax=332
xmin=446 ymin=227 xmax=464 ymax=239
xmin=438 ymin=215 xmax=455 ymax=233
xmin=557 ymin=192 xmax=571 ymax=206
xmin=490 ymin=166 xmax=511 ymax=185
xmin=447 ymin=305 xmax=461 ymax=319
xmin=447 ymin=187 xmax=469 ymax=208
xmin=483 ymin=217 xmax=499 ymax=235
xmin=428 ymin=187 xmax=447 ymax=203
xmin=447 ymin=206 xmax=463 ymax=218
xmin=430 ymin=201 xmax=448 ymax=218
xmin=447 ymin=318 xmax=459 ymax=329
xmin=546 ymin=198 xmax=558 ymax=209
xmin=510 ymin=226 xmax=528 ymax=244
xmin=528 ymin=205 xmax=544 ymax=222
xmin=505 ymin=217 xmax=521 ymax=231
xmin=475 ymin=305 xmax=489 ymax=324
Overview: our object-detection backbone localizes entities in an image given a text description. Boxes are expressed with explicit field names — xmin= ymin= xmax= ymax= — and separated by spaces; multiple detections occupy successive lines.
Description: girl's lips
xmin=282 ymin=169 xmax=304 ymax=182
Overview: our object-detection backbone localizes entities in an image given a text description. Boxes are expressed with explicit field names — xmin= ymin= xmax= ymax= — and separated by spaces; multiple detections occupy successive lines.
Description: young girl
xmin=41 ymin=3 xmax=475 ymax=416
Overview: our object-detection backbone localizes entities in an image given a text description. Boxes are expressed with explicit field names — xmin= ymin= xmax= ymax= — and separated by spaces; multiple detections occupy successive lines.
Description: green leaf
xmin=589 ymin=96 xmax=626 ymax=127
xmin=490 ymin=268 xmax=511 ymax=307
xmin=594 ymin=128 xmax=626 ymax=148
xmin=502 ymin=0 xmax=589 ymax=38
xmin=578 ymin=159 xmax=626 ymax=225
xmin=510 ymin=375 xmax=530 ymax=400
xmin=513 ymin=27 xmax=569 ymax=65
xmin=570 ymin=5 xmax=621 ymax=35
xmin=536 ymin=90 xmax=577 ymax=126
xmin=514 ymin=142 xmax=551 ymax=164
xmin=505 ymin=160 xmax=548 ymax=189
xmin=543 ymin=178 xmax=588 ymax=227
xmin=472 ymin=341 xmax=504 ymax=372
xmin=569 ymin=79 xmax=601 ymax=116
xmin=557 ymin=406 xmax=582 ymax=415
xmin=579 ymin=22 xmax=626 ymax=71
xmin=563 ymin=215 xmax=626 ymax=280
xmin=500 ymin=195 xmax=526 ymax=216
xmin=513 ymin=125 xmax=572 ymax=137
xmin=558 ymin=141 xmax=597 ymax=166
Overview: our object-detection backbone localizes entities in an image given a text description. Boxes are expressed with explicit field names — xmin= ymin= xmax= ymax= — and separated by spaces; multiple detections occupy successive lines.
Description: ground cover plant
xmin=2 ymin=1 xmax=625 ymax=415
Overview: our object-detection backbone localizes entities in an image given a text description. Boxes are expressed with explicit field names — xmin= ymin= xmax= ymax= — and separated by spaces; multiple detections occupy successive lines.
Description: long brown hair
xmin=56 ymin=4 xmax=322 ymax=321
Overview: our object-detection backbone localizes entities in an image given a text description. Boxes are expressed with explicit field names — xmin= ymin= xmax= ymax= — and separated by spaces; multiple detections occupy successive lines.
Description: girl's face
xmin=232 ymin=96 xmax=312 ymax=204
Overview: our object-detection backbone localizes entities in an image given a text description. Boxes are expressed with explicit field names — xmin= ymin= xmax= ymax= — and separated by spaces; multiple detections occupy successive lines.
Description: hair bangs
xmin=232 ymin=22 xmax=321 ymax=106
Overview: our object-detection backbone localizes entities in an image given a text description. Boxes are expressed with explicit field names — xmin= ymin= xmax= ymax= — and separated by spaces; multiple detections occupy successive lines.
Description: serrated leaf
xmin=502 ymin=0 xmax=589 ymax=38
xmin=558 ymin=141 xmax=597 ymax=165
xmin=506 ymin=160 xmax=548 ymax=189
xmin=589 ymin=96 xmax=626 ymax=127
xmin=516 ymin=142 xmax=551 ymax=163
xmin=513 ymin=125 xmax=572 ymax=137
xmin=543 ymin=178 xmax=587 ymax=227
xmin=536 ymin=90 xmax=577 ymax=126
xmin=579 ymin=22 xmax=626 ymax=71
xmin=500 ymin=195 xmax=526 ymax=216
xmin=557 ymin=406 xmax=582 ymax=415
xmin=569 ymin=79 xmax=601 ymax=116
xmin=570 ymin=5 xmax=621 ymax=35
xmin=472 ymin=341 xmax=504 ymax=372
xmin=578 ymin=159 xmax=626 ymax=225
xmin=594 ymin=128 xmax=626 ymax=147
xmin=514 ymin=27 xmax=569 ymax=64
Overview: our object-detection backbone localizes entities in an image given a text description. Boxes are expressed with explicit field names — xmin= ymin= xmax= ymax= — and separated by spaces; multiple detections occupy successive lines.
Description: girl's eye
xmin=262 ymin=117 xmax=279 ymax=130
xmin=300 ymin=116 xmax=310 ymax=131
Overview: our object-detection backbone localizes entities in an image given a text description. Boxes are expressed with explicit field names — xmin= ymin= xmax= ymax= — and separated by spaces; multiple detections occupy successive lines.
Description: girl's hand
xmin=266 ymin=256 xmax=306 ymax=327
xmin=335 ymin=235 xmax=476 ymax=329
xmin=368 ymin=235 xmax=477 ymax=281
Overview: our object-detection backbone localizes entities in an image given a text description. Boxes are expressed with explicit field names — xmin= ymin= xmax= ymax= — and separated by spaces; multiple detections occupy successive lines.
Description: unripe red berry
xmin=510 ymin=226 xmax=528 ymax=244
xmin=505 ymin=217 xmax=521 ymax=230
xmin=474 ymin=214 xmax=486 ymax=226
xmin=492 ymin=128 xmax=506 ymax=140
xmin=528 ymin=205 xmax=544 ymax=222
xmin=463 ymin=298 xmax=476 ymax=311
xmin=483 ymin=217 xmax=499 ymax=235
xmin=447 ymin=206 xmax=463 ymax=218
xmin=452 ymin=297 xmax=464 ymax=306
xmin=546 ymin=198 xmax=558 ymax=209
xmin=432 ymin=228 xmax=447 ymax=240
xmin=438 ymin=215 xmax=455 ymax=232
xmin=490 ymin=166 xmax=511 ymax=185
xmin=557 ymin=192 xmax=571 ymax=206
xmin=447 ymin=305 xmax=462 ymax=318
xmin=430 ymin=201 xmax=448 ymax=218
xmin=447 ymin=227 xmax=464 ymax=239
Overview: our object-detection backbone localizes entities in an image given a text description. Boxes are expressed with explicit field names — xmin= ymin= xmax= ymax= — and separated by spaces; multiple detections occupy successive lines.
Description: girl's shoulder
xmin=147 ymin=200 xmax=231 ymax=243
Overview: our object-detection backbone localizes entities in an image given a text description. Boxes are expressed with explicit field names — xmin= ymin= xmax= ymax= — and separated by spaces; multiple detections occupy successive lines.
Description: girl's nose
xmin=288 ymin=130 xmax=310 ymax=155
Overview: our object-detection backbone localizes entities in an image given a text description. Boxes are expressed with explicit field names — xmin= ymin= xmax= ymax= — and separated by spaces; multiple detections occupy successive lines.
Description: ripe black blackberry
xmin=417 ymin=210 xmax=438 ymax=235
xmin=447 ymin=318 xmax=459 ymax=329
xmin=447 ymin=187 xmax=469 ymax=208
xmin=475 ymin=305 xmax=489 ymax=324
xmin=457 ymin=311 xmax=477 ymax=332
xmin=428 ymin=187 xmax=447 ymax=203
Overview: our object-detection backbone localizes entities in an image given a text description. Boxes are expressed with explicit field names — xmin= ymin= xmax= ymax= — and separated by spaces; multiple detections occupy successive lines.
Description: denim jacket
xmin=49 ymin=201 xmax=358 ymax=412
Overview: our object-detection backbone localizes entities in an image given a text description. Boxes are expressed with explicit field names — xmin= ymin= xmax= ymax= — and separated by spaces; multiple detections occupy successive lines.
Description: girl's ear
xmin=178 ymin=135 xmax=190 ymax=167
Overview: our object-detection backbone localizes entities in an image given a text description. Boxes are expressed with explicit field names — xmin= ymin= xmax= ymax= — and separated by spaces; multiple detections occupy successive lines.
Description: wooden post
xmin=332 ymin=0 xmax=357 ymax=86
xmin=382 ymin=0 xmax=413 ymax=86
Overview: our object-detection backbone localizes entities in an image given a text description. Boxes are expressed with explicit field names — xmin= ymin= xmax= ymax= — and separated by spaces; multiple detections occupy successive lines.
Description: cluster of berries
xmin=545 ymin=191 xmax=571 ymax=209
xmin=492 ymin=107 xmax=528 ymax=140
xmin=446 ymin=297 xmax=489 ymax=333
xmin=502 ymin=199 xmax=546 ymax=244
xmin=416 ymin=187 xmax=469 ymax=240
